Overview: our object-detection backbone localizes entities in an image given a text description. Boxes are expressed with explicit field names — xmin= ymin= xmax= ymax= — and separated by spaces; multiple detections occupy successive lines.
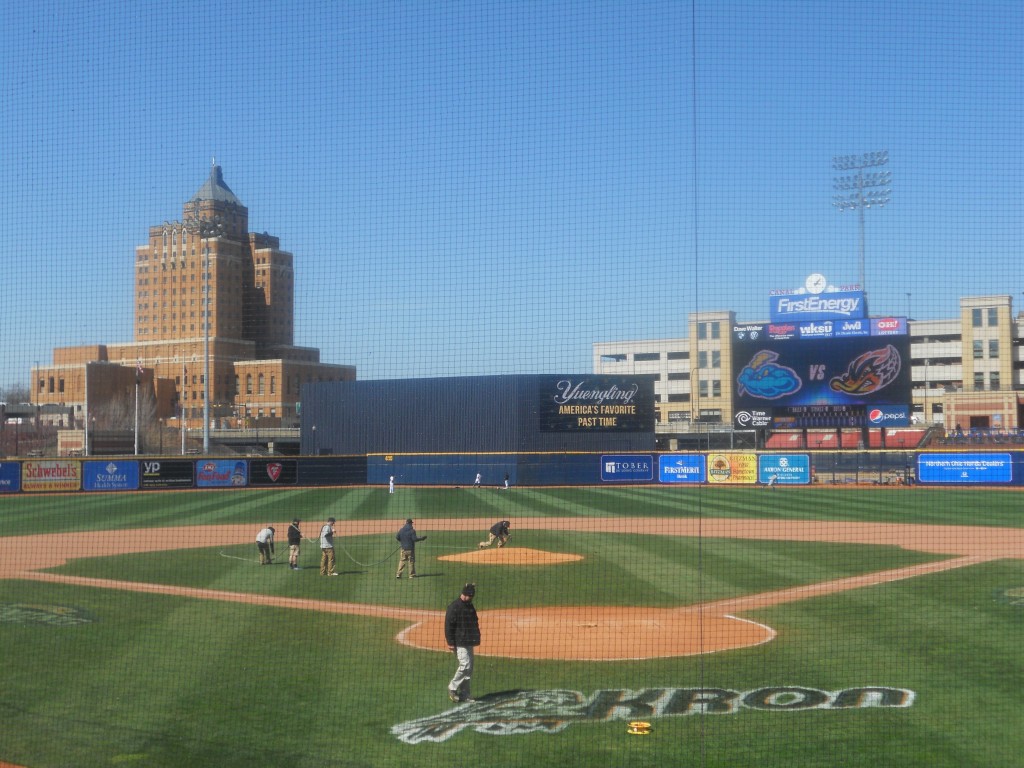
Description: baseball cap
xmin=406 ymin=518 xmax=413 ymax=524
xmin=461 ymin=583 xmax=476 ymax=597
xmin=327 ymin=517 xmax=336 ymax=524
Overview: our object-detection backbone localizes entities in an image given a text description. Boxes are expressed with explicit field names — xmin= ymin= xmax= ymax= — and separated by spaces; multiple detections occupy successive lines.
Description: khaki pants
xmin=396 ymin=549 xmax=416 ymax=578
xmin=257 ymin=542 xmax=273 ymax=564
xmin=320 ymin=547 xmax=336 ymax=575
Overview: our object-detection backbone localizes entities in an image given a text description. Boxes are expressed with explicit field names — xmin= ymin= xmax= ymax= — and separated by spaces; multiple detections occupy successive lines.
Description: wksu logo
xmin=392 ymin=685 xmax=915 ymax=744
xmin=266 ymin=462 xmax=283 ymax=482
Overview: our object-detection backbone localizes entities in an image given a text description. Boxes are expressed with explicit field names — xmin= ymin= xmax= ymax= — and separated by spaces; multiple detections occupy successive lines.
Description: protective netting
xmin=1 ymin=3 xmax=1022 ymax=766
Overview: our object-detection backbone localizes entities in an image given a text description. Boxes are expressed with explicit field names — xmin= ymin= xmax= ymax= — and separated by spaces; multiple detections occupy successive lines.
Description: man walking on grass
xmin=445 ymin=583 xmax=481 ymax=703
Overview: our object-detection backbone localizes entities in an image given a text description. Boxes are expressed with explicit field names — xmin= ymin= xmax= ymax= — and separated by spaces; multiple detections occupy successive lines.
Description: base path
xmin=2 ymin=518 xmax=1021 ymax=661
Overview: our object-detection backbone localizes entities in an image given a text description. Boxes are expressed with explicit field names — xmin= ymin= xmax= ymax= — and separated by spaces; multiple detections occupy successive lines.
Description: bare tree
xmin=0 ymin=384 xmax=31 ymax=403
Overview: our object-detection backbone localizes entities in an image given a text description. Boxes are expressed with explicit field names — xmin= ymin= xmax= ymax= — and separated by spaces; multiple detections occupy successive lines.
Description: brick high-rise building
xmin=33 ymin=165 xmax=354 ymax=440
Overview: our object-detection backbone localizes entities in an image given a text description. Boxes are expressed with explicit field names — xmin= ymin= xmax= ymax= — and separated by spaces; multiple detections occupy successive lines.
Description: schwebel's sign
xmin=770 ymin=291 xmax=865 ymax=322
xmin=538 ymin=376 xmax=655 ymax=432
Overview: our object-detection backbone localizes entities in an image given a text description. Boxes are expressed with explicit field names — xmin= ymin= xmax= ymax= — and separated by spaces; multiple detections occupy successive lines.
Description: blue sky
xmin=2 ymin=1 xmax=1022 ymax=386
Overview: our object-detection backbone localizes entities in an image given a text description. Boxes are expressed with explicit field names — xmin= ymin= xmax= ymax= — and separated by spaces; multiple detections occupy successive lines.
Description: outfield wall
xmin=4 ymin=450 xmax=1024 ymax=493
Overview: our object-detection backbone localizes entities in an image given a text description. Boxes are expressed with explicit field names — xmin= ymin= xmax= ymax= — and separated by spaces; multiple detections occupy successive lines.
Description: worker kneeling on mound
xmin=479 ymin=520 xmax=510 ymax=549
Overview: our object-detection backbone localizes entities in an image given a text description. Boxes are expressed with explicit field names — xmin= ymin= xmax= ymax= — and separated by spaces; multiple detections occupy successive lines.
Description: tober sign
xmin=538 ymin=376 xmax=655 ymax=432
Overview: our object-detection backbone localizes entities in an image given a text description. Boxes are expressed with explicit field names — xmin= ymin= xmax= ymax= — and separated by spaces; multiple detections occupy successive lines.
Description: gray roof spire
xmin=189 ymin=164 xmax=243 ymax=206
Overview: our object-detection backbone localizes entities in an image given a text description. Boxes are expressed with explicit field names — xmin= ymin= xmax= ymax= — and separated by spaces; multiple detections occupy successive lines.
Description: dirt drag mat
xmin=1 ymin=517 xmax=1022 ymax=660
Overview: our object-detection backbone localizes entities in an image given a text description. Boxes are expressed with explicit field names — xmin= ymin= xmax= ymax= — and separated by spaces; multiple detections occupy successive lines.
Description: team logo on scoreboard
xmin=829 ymin=345 xmax=902 ymax=396
xmin=736 ymin=351 xmax=802 ymax=400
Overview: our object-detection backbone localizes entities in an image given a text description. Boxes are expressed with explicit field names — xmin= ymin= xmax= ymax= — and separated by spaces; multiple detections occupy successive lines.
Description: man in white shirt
xmin=255 ymin=526 xmax=275 ymax=565
xmin=319 ymin=518 xmax=338 ymax=576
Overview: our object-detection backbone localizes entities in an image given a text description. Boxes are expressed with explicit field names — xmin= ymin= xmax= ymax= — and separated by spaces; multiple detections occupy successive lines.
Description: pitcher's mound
xmin=439 ymin=547 xmax=583 ymax=565
xmin=398 ymin=607 xmax=775 ymax=660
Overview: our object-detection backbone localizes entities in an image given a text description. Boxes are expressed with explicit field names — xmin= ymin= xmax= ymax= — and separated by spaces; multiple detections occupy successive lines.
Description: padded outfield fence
xmin=4 ymin=449 xmax=1024 ymax=493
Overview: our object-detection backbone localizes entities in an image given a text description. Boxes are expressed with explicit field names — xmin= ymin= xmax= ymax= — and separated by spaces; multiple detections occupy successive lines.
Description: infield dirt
xmin=1 ymin=517 xmax=1020 ymax=660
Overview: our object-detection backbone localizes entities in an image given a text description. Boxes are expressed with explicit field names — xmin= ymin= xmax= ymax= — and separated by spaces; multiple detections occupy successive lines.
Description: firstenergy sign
xmin=770 ymin=291 xmax=865 ymax=322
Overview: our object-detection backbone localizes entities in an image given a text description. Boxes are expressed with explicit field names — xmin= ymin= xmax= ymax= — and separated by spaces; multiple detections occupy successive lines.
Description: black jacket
xmin=445 ymin=597 xmax=481 ymax=647
xmin=490 ymin=521 xmax=510 ymax=537
xmin=395 ymin=522 xmax=426 ymax=551
xmin=287 ymin=524 xmax=302 ymax=546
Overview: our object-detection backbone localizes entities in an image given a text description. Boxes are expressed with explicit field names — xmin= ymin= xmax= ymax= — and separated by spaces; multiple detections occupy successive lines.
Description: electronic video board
xmin=731 ymin=323 xmax=911 ymax=428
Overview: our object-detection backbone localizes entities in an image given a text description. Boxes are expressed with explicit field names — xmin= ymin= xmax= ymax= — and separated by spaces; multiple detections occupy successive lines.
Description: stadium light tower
xmin=183 ymin=209 xmax=225 ymax=454
xmin=832 ymin=151 xmax=891 ymax=295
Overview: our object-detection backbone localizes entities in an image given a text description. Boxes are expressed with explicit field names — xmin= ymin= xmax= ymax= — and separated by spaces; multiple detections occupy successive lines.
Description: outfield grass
xmin=1 ymin=486 xmax=1023 ymax=767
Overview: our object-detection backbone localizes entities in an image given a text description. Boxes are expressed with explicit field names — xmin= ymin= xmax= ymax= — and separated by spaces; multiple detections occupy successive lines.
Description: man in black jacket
xmin=445 ymin=583 xmax=481 ymax=703
xmin=395 ymin=518 xmax=427 ymax=579
xmin=478 ymin=520 xmax=510 ymax=549
xmin=287 ymin=519 xmax=302 ymax=570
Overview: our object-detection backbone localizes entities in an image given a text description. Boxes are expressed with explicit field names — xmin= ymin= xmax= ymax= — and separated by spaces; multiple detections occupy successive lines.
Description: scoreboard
xmin=731 ymin=320 xmax=911 ymax=429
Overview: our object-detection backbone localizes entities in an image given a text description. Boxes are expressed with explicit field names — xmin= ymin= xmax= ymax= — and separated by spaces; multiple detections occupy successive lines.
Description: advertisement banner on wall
xmin=248 ymin=459 xmax=298 ymax=486
xmin=917 ymin=453 xmax=1012 ymax=484
xmin=538 ymin=376 xmax=656 ymax=432
xmin=197 ymin=460 xmax=248 ymax=488
xmin=706 ymin=453 xmax=759 ymax=484
xmin=22 ymin=460 xmax=81 ymax=492
xmin=83 ymin=460 xmax=140 ymax=491
xmin=600 ymin=455 xmax=654 ymax=482
xmin=758 ymin=454 xmax=811 ymax=485
xmin=658 ymin=454 xmax=705 ymax=483
xmin=140 ymin=459 xmax=195 ymax=489
xmin=0 ymin=463 xmax=21 ymax=493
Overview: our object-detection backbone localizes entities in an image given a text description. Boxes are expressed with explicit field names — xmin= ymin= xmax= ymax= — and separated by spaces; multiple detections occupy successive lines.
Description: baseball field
xmin=1 ymin=485 xmax=1023 ymax=767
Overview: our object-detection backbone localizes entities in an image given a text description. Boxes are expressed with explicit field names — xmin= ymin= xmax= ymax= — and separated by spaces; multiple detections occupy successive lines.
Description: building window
xmin=711 ymin=350 xmax=721 ymax=368
xmin=990 ymin=371 xmax=1000 ymax=390
xmin=989 ymin=339 xmax=999 ymax=358
xmin=974 ymin=372 xmax=985 ymax=390
xmin=973 ymin=340 xmax=983 ymax=360
xmin=667 ymin=372 xmax=689 ymax=381
xmin=258 ymin=374 xmax=265 ymax=395
xmin=698 ymin=351 xmax=708 ymax=369
xmin=246 ymin=374 xmax=253 ymax=395
xmin=988 ymin=307 xmax=998 ymax=326
xmin=698 ymin=380 xmax=708 ymax=397
xmin=711 ymin=322 xmax=720 ymax=339
xmin=697 ymin=323 xmax=706 ymax=340
xmin=667 ymin=394 xmax=690 ymax=403
xmin=270 ymin=376 xmax=276 ymax=394
xmin=634 ymin=352 xmax=660 ymax=362
xmin=972 ymin=308 xmax=982 ymax=327
xmin=666 ymin=351 xmax=688 ymax=360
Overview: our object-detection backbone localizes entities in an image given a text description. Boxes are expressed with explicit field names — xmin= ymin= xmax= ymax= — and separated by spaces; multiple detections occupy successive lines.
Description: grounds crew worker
xmin=445 ymin=583 xmax=481 ymax=703
xmin=287 ymin=519 xmax=302 ymax=570
xmin=479 ymin=520 xmax=510 ymax=549
xmin=320 ymin=518 xmax=338 ymax=576
xmin=255 ymin=526 xmax=275 ymax=565
xmin=395 ymin=518 xmax=427 ymax=579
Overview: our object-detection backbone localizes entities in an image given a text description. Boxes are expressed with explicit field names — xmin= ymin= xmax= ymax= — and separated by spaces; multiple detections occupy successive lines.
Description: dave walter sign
xmin=538 ymin=376 xmax=655 ymax=432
